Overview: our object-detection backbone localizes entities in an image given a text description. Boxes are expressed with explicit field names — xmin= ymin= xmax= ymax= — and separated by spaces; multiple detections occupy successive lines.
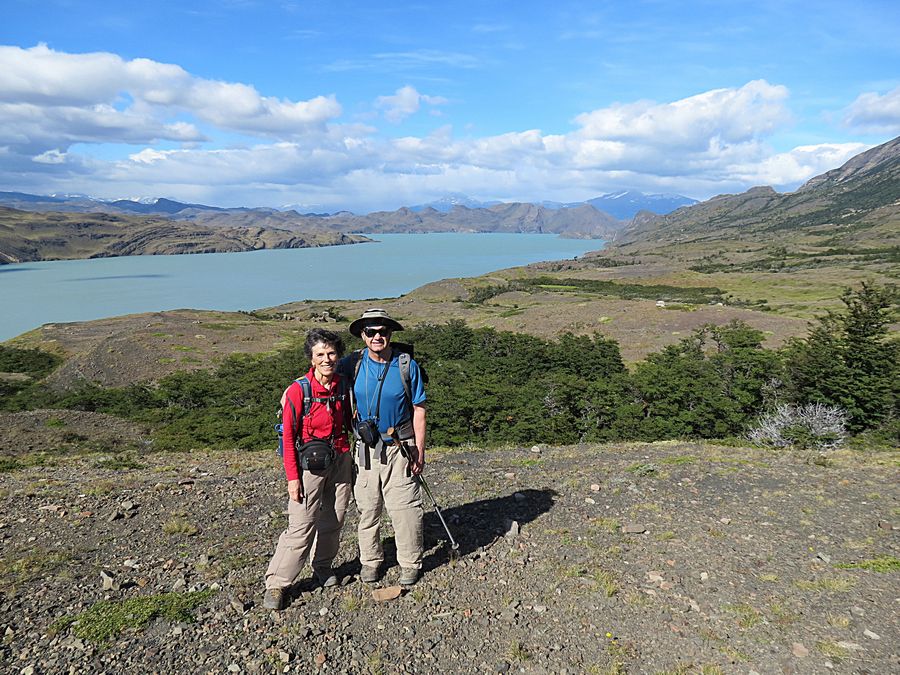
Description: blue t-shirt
xmin=353 ymin=350 xmax=426 ymax=440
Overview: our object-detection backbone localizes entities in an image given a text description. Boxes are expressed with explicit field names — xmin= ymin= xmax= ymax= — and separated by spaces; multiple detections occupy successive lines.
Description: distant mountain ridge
xmin=0 ymin=192 xmax=627 ymax=240
xmin=409 ymin=190 xmax=696 ymax=219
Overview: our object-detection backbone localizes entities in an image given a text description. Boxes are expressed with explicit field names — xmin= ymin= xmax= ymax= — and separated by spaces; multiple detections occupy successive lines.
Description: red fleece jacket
xmin=281 ymin=368 xmax=350 ymax=482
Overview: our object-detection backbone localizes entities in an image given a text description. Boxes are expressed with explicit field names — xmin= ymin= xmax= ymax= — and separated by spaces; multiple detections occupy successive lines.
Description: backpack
xmin=274 ymin=376 xmax=349 ymax=457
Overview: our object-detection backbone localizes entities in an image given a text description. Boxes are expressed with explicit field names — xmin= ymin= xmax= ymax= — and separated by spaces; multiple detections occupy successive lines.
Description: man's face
xmin=361 ymin=325 xmax=392 ymax=354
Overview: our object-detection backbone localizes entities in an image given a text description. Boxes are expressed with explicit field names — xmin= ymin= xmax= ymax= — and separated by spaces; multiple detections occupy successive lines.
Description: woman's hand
xmin=287 ymin=479 xmax=302 ymax=502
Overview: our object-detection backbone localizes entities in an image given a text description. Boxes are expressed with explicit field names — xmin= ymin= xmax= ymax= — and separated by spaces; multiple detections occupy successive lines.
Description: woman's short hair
xmin=304 ymin=328 xmax=346 ymax=360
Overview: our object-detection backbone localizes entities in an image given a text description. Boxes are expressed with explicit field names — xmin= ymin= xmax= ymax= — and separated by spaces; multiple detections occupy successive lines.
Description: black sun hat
xmin=349 ymin=308 xmax=404 ymax=337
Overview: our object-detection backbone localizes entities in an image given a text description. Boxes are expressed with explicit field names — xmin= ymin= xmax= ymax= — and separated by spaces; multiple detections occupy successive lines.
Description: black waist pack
xmin=355 ymin=419 xmax=380 ymax=447
xmin=297 ymin=439 xmax=335 ymax=471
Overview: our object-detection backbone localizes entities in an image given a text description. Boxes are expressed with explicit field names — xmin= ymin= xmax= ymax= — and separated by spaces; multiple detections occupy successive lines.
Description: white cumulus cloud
xmin=375 ymin=85 xmax=448 ymax=123
xmin=843 ymin=86 xmax=900 ymax=134
xmin=0 ymin=43 xmax=342 ymax=161
xmin=0 ymin=47 xmax=879 ymax=211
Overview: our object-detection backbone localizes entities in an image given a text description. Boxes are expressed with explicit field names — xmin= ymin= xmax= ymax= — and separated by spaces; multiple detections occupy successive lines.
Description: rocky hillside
xmin=0 ymin=207 xmax=367 ymax=264
xmin=319 ymin=202 xmax=623 ymax=238
xmin=612 ymin=136 xmax=900 ymax=257
xmin=0 ymin=432 xmax=896 ymax=674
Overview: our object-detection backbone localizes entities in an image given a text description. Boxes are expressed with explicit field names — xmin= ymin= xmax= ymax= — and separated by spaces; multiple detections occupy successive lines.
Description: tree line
xmin=1 ymin=283 xmax=897 ymax=452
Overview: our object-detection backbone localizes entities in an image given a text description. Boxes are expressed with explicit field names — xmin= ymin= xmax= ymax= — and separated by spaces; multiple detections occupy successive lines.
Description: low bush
xmin=748 ymin=403 xmax=848 ymax=451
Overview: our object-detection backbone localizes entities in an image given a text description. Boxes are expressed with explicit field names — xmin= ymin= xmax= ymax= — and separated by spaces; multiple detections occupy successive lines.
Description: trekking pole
xmin=387 ymin=427 xmax=459 ymax=551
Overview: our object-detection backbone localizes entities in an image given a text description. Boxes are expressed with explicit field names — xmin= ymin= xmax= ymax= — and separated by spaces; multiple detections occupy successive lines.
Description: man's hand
xmin=287 ymin=479 xmax=302 ymax=502
xmin=407 ymin=444 xmax=425 ymax=476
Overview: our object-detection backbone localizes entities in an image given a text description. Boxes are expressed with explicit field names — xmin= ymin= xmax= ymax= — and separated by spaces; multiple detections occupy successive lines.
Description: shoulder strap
xmin=398 ymin=351 xmax=412 ymax=414
xmin=298 ymin=376 xmax=313 ymax=417
xmin=352 ymin=349 xmax=364 ymax=382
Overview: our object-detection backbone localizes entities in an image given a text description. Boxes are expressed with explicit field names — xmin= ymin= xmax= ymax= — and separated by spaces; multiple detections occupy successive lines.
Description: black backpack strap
xmin=398 ymin=351 xmax=413 ymax=420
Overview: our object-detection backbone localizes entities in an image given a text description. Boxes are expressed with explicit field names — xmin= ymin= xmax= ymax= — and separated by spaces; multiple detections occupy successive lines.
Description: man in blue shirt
xmin=344 ymin=308 xmax=427 ymax=586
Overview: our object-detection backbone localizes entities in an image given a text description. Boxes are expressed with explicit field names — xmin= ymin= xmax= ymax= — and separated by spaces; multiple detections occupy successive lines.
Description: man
xmin=342 ymin=308 xmax=427 ymax=586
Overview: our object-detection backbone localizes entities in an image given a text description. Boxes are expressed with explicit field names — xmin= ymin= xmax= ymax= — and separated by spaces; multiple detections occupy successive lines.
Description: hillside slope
xmin=0 ymin=438 xmax=896 ymax=673
xmin=613 ymin=136 xmax=900 ymax=258
xmin=0 ymin=207 xmax=367 ymax=263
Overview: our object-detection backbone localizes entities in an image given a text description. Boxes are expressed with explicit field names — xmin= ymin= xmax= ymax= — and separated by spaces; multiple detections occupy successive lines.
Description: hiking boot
xmin=314 ymin=568 xmax=339 ymax=588
xmin=262 ymin=587 xmax=284 ymax=611
xmin=398 ymin=567 xmax=419 ymax=586
xmin=359 ymin=565 xmax=381 ymax=583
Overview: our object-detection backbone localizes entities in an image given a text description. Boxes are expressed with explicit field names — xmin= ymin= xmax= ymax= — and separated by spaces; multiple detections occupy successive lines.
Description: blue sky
xmin=2 ymin=0 xmax=899 ymax=212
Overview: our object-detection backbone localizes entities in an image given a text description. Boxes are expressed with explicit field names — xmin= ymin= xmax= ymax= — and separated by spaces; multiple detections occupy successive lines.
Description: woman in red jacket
xmin=263 ymin=328 xmax=352 ymax=611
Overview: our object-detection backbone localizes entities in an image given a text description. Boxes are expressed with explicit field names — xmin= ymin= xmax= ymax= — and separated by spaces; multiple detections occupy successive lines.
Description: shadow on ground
xmin=287 ymin=488 xmax=557 ymax=600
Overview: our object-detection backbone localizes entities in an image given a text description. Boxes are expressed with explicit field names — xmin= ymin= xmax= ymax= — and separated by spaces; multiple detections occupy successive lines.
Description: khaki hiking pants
xmin=354 ymin=440 xmax=424 ymax=570
xmin=265 ymin=450 xmax=352 ymax=590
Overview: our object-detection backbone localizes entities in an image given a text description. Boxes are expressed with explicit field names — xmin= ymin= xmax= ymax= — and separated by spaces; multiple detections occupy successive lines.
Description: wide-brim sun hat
xmin=349 ymin=308 xmax=404 ymax=337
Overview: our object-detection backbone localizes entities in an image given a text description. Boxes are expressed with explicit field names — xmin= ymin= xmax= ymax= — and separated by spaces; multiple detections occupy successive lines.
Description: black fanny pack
xmin=296 ymin=439 xmax=335 ymax=471
xmin=355 ymin=419 xmax=380 ymax=447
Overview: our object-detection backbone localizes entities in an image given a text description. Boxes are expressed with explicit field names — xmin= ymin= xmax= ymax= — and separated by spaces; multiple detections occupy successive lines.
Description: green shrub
xmin=55 ymin=590 xmax=215 ymax=644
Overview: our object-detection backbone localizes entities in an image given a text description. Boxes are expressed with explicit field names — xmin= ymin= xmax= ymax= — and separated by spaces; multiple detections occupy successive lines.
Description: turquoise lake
xmin=0 ymin=233 xmax=606 ymax=341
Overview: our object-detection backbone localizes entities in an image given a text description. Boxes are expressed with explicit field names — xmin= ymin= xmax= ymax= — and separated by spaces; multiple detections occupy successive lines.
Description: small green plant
xmin=590 ymin=517 xmax=621 ymax=534
xmin=0 ymin=457 xmax=23 ymax=473
xmin=660 ymin=455 xmax=697 ymax=465
xmin=341 ymin=592 xmax=363 ymax=611
xmin=163 ymin=516 xmax=199 ymax=536
xmin=93 ymin=454 xmax=145 ymax=470
xmin=45 ymin=417 xmax=66 ymax=428
xmin=507 ymin=640 xmax=532 ymax=662
xmin=724 ymin=603 xmax=763 ymax=629
xmin=509 ymin=457 xmax=543 ymax=468
xmin=0 ymin=550 xmax=70 ymax=590
xmin=592 ymin=569 xmax=619 ymax=597
xmin=826 ymin=612 xmax=850 ymax=628
xmin=53 ymin=590 xmax=215 ymax=644
xmin=626 ymin=462 xmax=659 ymax=477
xmin=365 ymin=649 xmax=385 ymax=675
xmin=794 ymin=576 xmax=855 ymax=592
xmin=816 ymin=640 xmax=850 ymax=662
xmin=836 ymin=555 xmax=900 ymax=572
xmin=768 ymin=601 xmax=798 ymax=626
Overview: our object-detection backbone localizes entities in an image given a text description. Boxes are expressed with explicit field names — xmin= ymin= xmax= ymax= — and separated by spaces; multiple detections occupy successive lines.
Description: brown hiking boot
xmin=359 ymin=565 xmax=380 ymax=583
xmin=314 ymin=568 xmax=339 ymax=588
xmin=262 ymin=587 xmax=284 ymax=610
xmin=399 ymin=567 xmax=419 ymax=586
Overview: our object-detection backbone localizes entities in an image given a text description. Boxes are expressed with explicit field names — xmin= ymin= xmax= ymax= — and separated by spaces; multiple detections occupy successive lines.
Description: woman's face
xmin=310 ymin=341 xmax=339 ymax=380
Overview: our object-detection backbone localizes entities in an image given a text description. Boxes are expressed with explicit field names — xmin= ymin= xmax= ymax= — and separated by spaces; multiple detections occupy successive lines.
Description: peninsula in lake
xmin=0 ymin=207 xmax=369 ymax=264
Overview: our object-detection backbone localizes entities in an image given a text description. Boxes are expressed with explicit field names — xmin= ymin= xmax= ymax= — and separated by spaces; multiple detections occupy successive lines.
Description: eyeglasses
xmin=362 ymin=326 xmax=391 ymax=338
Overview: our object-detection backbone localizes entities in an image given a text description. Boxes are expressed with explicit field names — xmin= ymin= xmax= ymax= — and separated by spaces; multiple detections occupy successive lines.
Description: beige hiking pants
xmin=354 ymin=440 xmax=424 ymax=570
xmin=265 ymin=451 xmax=352 ymax=590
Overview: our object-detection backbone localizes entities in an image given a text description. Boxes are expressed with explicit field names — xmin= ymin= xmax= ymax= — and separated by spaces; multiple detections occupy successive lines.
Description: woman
xmin=263 ymin=328 xmax=352 ymax=611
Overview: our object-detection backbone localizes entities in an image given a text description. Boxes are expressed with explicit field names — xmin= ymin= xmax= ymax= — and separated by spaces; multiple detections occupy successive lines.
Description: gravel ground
xmin=0 ymin=438 xmax=897 ymax=674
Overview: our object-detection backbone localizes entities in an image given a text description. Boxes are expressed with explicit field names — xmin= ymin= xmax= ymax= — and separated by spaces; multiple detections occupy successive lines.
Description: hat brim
xmin=349 ymin=317 xmax=404 ymax=337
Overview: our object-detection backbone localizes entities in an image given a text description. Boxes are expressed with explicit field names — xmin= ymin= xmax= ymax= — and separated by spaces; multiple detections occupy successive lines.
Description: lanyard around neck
xmin=364 ymin=351 xmax=391 ymax=422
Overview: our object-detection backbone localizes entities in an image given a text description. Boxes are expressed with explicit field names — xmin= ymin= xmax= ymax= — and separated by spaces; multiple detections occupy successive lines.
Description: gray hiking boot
xmin=314 ymin=568 xmax=339 ymax=588
xmin=398 ymin=567 xmax=419 ymax=586
xmin=359 ymin=565 xmax=380 ymax=583
xmin=262 ymin=587 xmax=284 ymax=611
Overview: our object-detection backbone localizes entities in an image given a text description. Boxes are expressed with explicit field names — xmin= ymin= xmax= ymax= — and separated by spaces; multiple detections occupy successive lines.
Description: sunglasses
xmin=362 ymin=326 xmax=392 ymax=338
